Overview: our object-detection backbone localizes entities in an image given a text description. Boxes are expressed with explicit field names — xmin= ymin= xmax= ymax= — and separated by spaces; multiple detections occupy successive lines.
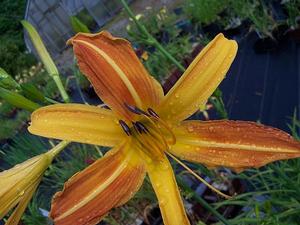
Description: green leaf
xmin=0 ymin=67 xmax=20 ymax=89
xmin=20 ymin=83 xmax=46 ymax=103
xmin=70 ymin=16 xmax=90 ymax=33
xmin=0 ymin=87 xmax=40 ymax=111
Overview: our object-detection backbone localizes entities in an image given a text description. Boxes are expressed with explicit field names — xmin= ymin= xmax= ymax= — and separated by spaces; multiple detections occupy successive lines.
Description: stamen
xmin=146 ymin=124 xmax=169 ymax=150
xmin=119 ymin=120 xmax=131 ymax=136
xmin=124 ymin=103 xmax=150 ymax=116
xmin=139 ymin=108 xmax=176 ymax=145
xmin=135 ymin=108 xmax=150 ymax=116
xmin=147 ymin=108 xmax=160 ymax=118
xmin=132 ymin=127 xmax=164 ymax=160
xmin=100 ymin=104 xmax=110 ymax=109
xmin=125 ymin=103 xmax=141 ymax=115
xmin=155 ymin=118 xmax=176 ymax=145
xmin=132 ymin=122 xmax=149 ymax=134
xmin=136 ymin=133 xmax=164 ymax=159
xmin=166 ymin=152 xmax=232 ymax=199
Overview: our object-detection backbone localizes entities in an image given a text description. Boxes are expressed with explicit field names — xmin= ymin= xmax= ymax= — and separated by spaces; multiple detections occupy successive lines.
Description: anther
xmin=125 ymin=103 xmax=141 ymax=115
xmin=135 ymin=107 xmax=150 ymax=116
xmin=119 ymin=120 xmax=131 ymax=136
xmin=100 ymin=104 xmax=110 ymax=109
xmin=147 ymin=108 xmax=160 ymax=118
xmin=133 ymin=122 xmax=149 ymax=134
xmin=124 ymin=103 xmax=150 ymax=116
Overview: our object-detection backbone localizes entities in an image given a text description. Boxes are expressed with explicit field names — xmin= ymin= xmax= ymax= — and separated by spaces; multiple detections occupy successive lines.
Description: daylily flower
xmin=0 ymin=141 xmax=68 ymax=225
xmin=28 ymin=31 xmax=300 ymax=225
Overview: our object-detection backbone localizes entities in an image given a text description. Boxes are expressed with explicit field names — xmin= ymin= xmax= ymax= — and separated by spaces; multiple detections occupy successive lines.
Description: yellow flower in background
xmin=0 ymin=141 xmax=69 ymax=225
xmin=141 ymin=50 xmax=149 ymax=61
xmin=28 ymin=31 xmax=300 ymax=225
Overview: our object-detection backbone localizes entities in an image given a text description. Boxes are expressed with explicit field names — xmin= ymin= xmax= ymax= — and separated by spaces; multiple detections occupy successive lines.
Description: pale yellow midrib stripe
xmin=76 ymin=40 xmax=142 ymax=108
xmin=177 ymin=138 xmax=299 ymax=153
xmin=56 ymin=155 xmax=129 ymax=220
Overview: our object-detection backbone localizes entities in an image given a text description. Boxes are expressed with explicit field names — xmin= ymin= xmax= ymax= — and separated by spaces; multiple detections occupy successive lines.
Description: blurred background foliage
xmin=0 ymin=0 xmax=36 ymax=77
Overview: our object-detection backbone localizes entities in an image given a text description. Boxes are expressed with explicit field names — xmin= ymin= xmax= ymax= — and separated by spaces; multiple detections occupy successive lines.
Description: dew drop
xmin=159 ymin=161 xmax=169 ymax=170
xmin=155 ymin=182 xmax=161 ymax=188
xmin=159 ymin=198 xmax=168 ymax=206
xmin=171 ymin=109 xmax=176 ymax=114
xmin=145 ymin=156 xmax=152 ymax=164
xmin=187 ymin=126 xmax=194 ymax=132
xmin=18 ymin=190 xmax=25 ymax=196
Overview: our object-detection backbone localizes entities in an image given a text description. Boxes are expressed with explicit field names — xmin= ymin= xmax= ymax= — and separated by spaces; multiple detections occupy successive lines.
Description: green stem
xmin=119 ymin=0 xmax=185 ymax=72
xmin=177 ymin=176 xmax=232 ymax=225
xmin=53 ymin=75 xmax=70 ymax=103
xmin=47 ymin=140 xmax=71 ymax=158
xmin=152 ymin=39 xmax=185 ymax=72
xmin=119 ymin=0 xmax=148 ymax=36
xmin=45 ymin=96 xmax=61 ymax=104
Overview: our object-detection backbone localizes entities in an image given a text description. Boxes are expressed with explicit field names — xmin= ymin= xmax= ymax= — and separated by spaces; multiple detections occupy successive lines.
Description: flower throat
xmin=119 ymin=104 xmax=176 ymax=161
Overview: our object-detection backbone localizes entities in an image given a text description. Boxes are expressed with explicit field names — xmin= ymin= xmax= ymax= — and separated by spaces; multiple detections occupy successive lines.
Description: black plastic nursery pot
xmin=221 ymin=30 xmax=300 ymax=132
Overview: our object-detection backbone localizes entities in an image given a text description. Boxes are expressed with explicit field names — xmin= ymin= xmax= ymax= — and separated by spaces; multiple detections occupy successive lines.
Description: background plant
xmin=184 ymin=0 xmax=229 ymax=26
xmin=126 ymin=7 xmax=193 ymax=81
xmin=283 ymin=0 xmax=300 ymax=29
xmin=0 ymin=0 xmax=36 ymax=77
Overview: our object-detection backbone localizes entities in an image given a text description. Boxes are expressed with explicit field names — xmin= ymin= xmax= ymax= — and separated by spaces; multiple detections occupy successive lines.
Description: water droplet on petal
xmin=159 ymin=198 xmax=168 ymax=206
xmin=187 ymin=126 xmax=194 ymax=132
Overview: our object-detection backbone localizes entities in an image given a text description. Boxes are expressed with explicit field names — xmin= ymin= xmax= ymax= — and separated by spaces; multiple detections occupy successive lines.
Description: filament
xmin=166 ymin=152 xmax=232 ymax=199
xmin=140 ymin=109 xmax=176 ymax=146
xmin=132 ymin=128 xmax=164 ymax=160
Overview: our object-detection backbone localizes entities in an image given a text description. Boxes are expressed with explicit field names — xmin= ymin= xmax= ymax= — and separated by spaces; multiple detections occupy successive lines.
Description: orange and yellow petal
xmin=28 ymin=104 xmax=125 ymax=147
xmin=158 ymin=34 xmax=237 ymax=123
xmin=171 ymin=120 xmax=300 ymax=172
xmin=145 ymin=154 xmax=190 ymax=225
xmin=50 ymin=140 xmax=145 ymax=225
xmin=68 ymin=31 xmax=163 ymax=121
